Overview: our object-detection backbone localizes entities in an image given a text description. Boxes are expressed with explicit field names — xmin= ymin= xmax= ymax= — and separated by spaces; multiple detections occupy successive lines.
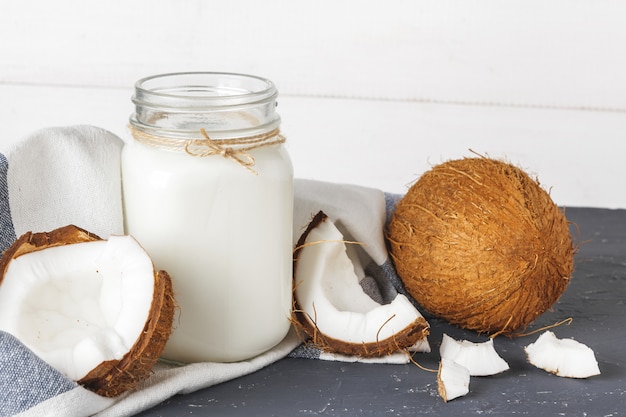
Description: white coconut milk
xmin=121 ymin=140 xmax=293 ymax=363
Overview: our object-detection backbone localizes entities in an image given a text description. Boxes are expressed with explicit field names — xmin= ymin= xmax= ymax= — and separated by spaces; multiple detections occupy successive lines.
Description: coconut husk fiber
xmin=387 ymin=157 xmax=574 ymax=335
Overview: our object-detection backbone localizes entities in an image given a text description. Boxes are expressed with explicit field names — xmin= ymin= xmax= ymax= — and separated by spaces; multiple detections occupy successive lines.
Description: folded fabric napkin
xmin=0 ymin=126 xmax=422 ymax=417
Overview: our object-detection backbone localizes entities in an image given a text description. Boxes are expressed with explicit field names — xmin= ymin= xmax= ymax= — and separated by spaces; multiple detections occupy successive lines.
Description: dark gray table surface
xmin=138 ymin=207 xmax=625 ymax=416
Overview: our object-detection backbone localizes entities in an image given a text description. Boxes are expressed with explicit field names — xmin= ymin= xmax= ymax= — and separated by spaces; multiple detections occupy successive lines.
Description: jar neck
xmin=130 ymin=72 xmax=281 ymax=140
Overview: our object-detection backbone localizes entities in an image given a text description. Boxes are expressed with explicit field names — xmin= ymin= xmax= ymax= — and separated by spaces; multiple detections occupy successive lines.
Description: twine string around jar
xmin=129 ymin=126 xmax=286 ymax=175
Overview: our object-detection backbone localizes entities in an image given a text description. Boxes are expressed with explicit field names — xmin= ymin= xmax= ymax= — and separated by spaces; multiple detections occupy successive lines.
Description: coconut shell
xmin=78 ymin=269 xmax=174 ymax=396
xmin=292 ymin=211 xmax=429 ymax=357
xmin=387 ymin=157 xmax=574 ymax=335
xmin=0 ymin=224 xmax=100 ymax=269
xmin=0 ymin=224 xmax=175 ymax=397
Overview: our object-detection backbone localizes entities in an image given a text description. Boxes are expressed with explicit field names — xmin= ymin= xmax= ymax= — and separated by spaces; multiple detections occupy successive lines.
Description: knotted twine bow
xmin=129 ymin=127 xmax=286 ymax=175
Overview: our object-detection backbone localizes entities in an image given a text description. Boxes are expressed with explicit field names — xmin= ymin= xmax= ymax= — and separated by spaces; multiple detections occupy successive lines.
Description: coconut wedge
xmin=439 ymin=334 xmax=509 ymax=376
xmin=524 ymin=331 xmax=600 ymax=378
xmin=292 ymin=211 xmax=429 ymax=357
xmin=0 ymin=225 xmax=174 ymax=397
xmin=437 ymin=358 xmax=470 ymax=402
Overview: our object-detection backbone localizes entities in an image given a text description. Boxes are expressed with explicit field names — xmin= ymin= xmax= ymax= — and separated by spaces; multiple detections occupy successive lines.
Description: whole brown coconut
xmin=387 ymin=157 xmax=574 ymax=335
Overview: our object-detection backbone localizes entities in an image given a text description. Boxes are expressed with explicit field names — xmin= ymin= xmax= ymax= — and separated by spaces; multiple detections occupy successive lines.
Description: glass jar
xmin=121 ymin=72 xmax=293 ymax=363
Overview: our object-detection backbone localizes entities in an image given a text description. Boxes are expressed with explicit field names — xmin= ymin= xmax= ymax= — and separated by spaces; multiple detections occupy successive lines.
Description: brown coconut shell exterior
xmin=292 ymin=211 xmax=429 ymax=357
xmin=0 ymin=224 xmax=101 ymax=270
xmin=78 ymin=269 xmax=174 ymax=397
xmin=0 ymin=224 xmax=175 ymax=397
xmin=386 ymin=157 xmax=574 ymax=335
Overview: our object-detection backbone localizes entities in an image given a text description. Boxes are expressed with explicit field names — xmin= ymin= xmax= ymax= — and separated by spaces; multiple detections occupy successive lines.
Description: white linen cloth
xmin=0 ymin=126 xmax=423 ymax=417
xmin=6 ymin=126 xmax=124 ymax=239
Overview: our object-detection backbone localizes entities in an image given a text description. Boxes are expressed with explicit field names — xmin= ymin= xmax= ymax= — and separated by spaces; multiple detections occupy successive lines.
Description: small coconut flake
xmin=524 ymin=331 xmax=600 ymax=378
xmin=439 ymin=334 xmax=509 ymax=376
xmin=409 ymin=337 xmax=431 ymax=353
xmin=437 ymin=358 xmax=470 ymax=402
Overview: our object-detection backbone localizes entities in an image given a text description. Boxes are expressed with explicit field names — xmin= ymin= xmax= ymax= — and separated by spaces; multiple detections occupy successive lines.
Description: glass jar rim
xmin=132 ymin=72 xmax=278 ymax=111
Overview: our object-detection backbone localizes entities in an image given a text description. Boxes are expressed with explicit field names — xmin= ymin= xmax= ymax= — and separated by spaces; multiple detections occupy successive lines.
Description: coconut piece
xmin=439 ymin=334 xmax=509 ymax=376
xmin=524 ymin=331 xmax=600 ymax=378
xmin=409 ymin=337 xmax=431 ymax=353
xmin=437 ymin=358 xmax=470 ymax=402
xmin=0 ymin=225 xmax=175 ymax=397
xmin=292 ymin=211 xmax=429 ymax=357
xmin=387 ymin=157 xmax=574 ymax=335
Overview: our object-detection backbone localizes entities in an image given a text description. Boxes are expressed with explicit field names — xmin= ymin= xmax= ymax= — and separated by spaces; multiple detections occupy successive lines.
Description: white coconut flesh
xmin=524 ymin=331 xmax=600 ymax=378
xmin=0 ymin=235 xmax=154 ymax=381
xmin=437 ymin=358 xmax=470 ymax=402
xmin=410 ymin=337 xmax=431 ymax=353
xmin=293 ymin=211 xmax=428 ymax=356
xmin=439 ymin=334 xmax=510 ymax=376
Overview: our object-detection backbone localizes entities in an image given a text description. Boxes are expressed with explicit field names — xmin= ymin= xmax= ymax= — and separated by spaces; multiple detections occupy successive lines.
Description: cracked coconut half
xmin=292 ymin=211 xmax=429 ymax=357
xmin=0 ymin=225 xmax=175 ymax=397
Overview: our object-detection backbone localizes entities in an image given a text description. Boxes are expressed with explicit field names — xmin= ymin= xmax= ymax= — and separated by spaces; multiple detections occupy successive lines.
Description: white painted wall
xmin=1 ymin=0 xmax=625 ymax=207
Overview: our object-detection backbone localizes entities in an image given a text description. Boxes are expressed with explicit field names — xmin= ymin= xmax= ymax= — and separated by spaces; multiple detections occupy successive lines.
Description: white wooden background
xmin=1 ymin=0 xmax=625 ymax=208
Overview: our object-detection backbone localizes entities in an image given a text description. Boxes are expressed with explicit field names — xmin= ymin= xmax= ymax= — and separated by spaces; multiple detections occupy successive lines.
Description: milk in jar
xmin=121 ymin=72 xmax=293 ymax=363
